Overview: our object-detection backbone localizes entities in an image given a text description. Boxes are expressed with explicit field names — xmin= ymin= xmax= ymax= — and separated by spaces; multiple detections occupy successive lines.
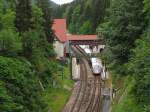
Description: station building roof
xmin=52 ymin=19 xmax=67 ymax=43
xmin=52 ymin=19 xmax=98 ymax=43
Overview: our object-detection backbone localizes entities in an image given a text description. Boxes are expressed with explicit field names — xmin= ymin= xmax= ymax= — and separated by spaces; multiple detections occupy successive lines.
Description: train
xmin=91 ymin=58 xmax=103 ymax=75
xmin=79 ymin=45 xmax=104 ymax=75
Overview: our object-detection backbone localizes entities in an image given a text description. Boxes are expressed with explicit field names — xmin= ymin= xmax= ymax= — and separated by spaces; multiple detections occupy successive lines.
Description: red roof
xmin=67 ymin=35 xmax=97 ymax=41
xmin=52 ymin=19 xmax=98 ymax=42
xmin=52 ymin=19 xmax=67 ymax=43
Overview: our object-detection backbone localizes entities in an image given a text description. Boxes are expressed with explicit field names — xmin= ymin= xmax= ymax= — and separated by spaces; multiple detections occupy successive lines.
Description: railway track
xmin=70 ymin=61 xmax=87 ymax=112
xmin=62 ymin=46 xmax=102 ymax=112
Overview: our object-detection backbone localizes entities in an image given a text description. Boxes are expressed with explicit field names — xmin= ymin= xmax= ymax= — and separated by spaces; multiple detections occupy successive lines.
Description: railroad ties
xmin=62 ymin=46 xmax=102 ymax=112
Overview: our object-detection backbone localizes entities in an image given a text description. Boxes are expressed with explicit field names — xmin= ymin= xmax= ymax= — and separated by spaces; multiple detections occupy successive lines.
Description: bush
xmin=0 ymin=56 xmax=48 ymax=112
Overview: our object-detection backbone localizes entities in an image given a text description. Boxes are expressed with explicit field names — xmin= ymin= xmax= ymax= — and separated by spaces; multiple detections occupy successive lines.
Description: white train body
xmin=91 ymin=58 xmax=103 ymax=75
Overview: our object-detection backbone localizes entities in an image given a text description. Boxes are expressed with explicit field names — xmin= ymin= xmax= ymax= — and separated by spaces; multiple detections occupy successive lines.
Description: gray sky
xmin=51 ymin=0 xmax=74 ymax=5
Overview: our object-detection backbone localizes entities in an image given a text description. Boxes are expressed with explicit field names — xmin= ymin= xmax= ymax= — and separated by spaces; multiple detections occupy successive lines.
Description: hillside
xmin=0 ymin=0 xmax=73 ymax=111
xmin=0 ymin=0 xmax=150 ymax=112
xmin=53 ymin=0 xmax=110 ymax=34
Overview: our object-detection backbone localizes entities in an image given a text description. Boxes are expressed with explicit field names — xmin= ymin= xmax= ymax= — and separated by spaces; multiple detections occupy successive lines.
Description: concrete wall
xmin=53 ymin=40 xmax=64 ymax=59
xmin=72 ymin=58 xmax=80 ymax=80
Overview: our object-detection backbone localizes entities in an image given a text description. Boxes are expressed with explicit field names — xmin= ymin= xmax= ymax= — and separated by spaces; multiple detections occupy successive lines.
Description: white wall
xmin=53 ymin=41 xmax=64 ymax=59
xmin=72 ymin=58 xmax=80 ymax=80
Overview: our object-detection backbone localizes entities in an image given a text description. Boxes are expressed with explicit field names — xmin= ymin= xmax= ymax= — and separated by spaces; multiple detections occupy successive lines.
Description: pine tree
xmin=15 ymin=0 xmax=32 ymax=33
xmin=37 ymin=0 xmax=54 ymax=43
xmin=91 ymin=0 xmax=110 ymax=31
xmin=60 ymin=0 xmax=110 ymax=34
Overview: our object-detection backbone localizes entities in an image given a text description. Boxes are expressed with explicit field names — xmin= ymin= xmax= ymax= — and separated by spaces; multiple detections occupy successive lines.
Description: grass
xmin=43 ymin=65 xmax=74 ymax=112
xmin=61 ymin=66 xmax=74 ymax=87
xmin=44 ymin=88 xmax=71 ymax=112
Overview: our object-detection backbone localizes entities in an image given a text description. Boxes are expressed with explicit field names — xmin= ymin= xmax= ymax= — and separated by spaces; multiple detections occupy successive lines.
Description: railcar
xmin=91 ymin=58 xmax=103 ymax=75
xmin=78 ymin=46 xmax=103 ymax=75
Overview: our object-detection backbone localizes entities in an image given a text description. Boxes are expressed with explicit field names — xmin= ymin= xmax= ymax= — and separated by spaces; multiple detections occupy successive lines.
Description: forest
xmin=53 ymin=0 xmax=110 ymax=34
xmin=0 ymin=0 xmax=150 ymax=112
xmin=0 ymin=0 xmax=58 ymax=111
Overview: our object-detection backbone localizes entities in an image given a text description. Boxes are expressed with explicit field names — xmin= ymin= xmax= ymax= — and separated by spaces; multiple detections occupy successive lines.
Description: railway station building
xmin=52 ymin=19 xmax=67 ymax=59
xmin=52 ymin=19 xmax=99 ymax=59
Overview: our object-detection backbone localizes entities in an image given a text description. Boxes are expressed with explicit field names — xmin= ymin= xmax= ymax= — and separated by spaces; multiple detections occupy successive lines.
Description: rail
xmin=62 ymin=46 xmax=102 ymax=112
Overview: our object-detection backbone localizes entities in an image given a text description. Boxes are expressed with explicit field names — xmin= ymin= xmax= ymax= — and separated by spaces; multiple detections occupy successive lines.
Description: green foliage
xmin=0 ymin=56 xmax=48 ymax=112
xmin=15 ymin=0 xmax=32 ymax=33
xmin=126 ymin=1 xmax=150 ymax=109
xmin=0 ymin=81 xmax=19 ymax=111
xmin=37 ymin=0 xmax=54 ymax=42
xmin=31 ymin=48 xmax=56 ymax=87
xmin=144 ymin=105 xmax=150 ymax=112
xmin=21 ymin=4 xmax=54 ymax=58
xmin=32 ymin=5 xmax=44 ymax=30
xmin=22 ymin=30 xmax=41 ymax=58
xmin=21 ymin=29 xmax=55 ymax=86
xmin=21 ymin=5 xmax=55 ymax=87
xmin=44 ymin=88 xmax=71 ymax=112
xmin=55 ymin=0 xmax=110 ymax=34
xmin=0 ymin=0 xmax=57 ymax=111
xmin=0 ymin=29 xmax=21 ymax=55
xmin=79 ymin=20 xmax=93 ymax=34
xmin=112 ymin=77 xmax=142 ymax=112
xmin=0 ymin=3 xmax=21 ymax=56
xmin=127 ymin=29 xmax=150 ymax=108
xmin=68 ymin=4 xmax=81 ymax=34
xmin=98 ymin=0 xmax=146 ymax=74
xmin=43 ymin=65 xmax=74 ymax=112
xmin=144 ymin=0 xmax=150 ymax=16
xmin=52 ymin=3 xmax=68 ymax=18
xmin=1 ymin=9 xmax=16 ymax=29
xmin=99 ymin=0 xmax=150 ymax=111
